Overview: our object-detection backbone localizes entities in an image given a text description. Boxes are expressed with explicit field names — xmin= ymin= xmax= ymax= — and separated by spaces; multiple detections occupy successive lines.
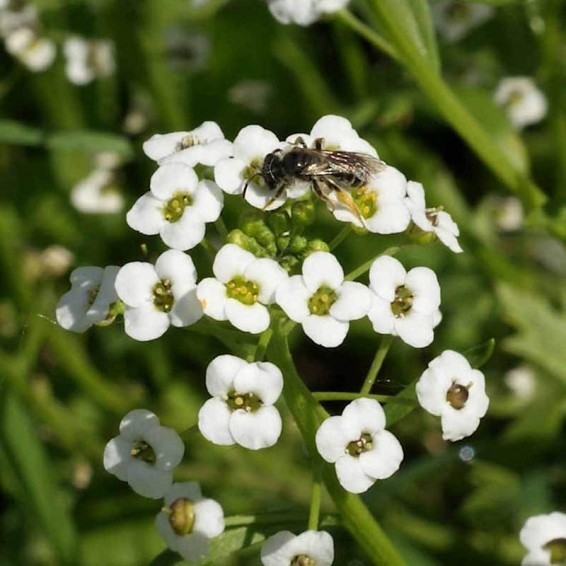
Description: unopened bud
xmin=267 ymin=210 xmax=291 ymax=236
xmin=306 ymin=239 xmax=329 ymax=254
xmin=226 ymin=229 xmax=266 ymax=257
xmin=292 ymin=200 xmax=315 ymax=226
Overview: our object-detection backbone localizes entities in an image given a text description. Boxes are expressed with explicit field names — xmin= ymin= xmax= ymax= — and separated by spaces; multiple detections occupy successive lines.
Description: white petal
xmin=302 ymin=252 xmax=344 ymax=293
xmin=342 ymin=398 xmax=386 ymax=435
xmin=155 ymin=250 xmax=197 ymax=291
xmin=275 ymin=276 xmax=310 ymax=322
xmin=196 ymin=278 xmax=228 ymax=321
xmin=127 ymin=460 xmax=172 ymax=498
xmin=160 ymin=211 xmax=206 ymax=251
xmin=175 ymin=533 xmax=210 ymax=562
xmin=335 ymin=455 xmax=375 ymax=493
xmin=230 ymin=407 xmax=282 ymax=449
xmin=244 ymin=182 xmax=287 ymax=211
xmin=214 ymin=157 xmax=246 ymax=195
xmin=405 ymin=267 xmax=441 ymax=314
xmin=164 ymin=481 xmax=202 ymax=506
xmin=213 ymin=244 xmax=256 ymax=283
xmin=115 ymin=263 xmax=158 ymax=307
xmin=146 ymin=426 xmax=185 ymax=470
xmin=303 ymin=315 xmax=349 ymax=348
xmin=191 ymin=180 xmax=224 ymax=223
xmin=225 ymin=300 xmax=270 ymax=334
xmin=330 ymin=281 xmax=371 ymax=321
xmin=119 ymin=409 xmax=160 ymax=439
xmin=359 ymin=430 xmax=404 ymax=479
xmin=206 ymin=354 xmax=247 ymax=396
xmin=126 ymin=193 xmax=164 ymax=235
xmin=244 ymin=258 xmax=288 ymax=304
xmin=103 ymin=437 xmax=132 ymax=480
xmin=198 ymin=398 xmax=235 ymax=445
xmin=395 ymin=313 xmax=435 ymax=348
xmin=123 ymin=307 xmax=170 ymax=341
xmin=143 ymin=132 xmax=188 ymax=161
xmin=150 ymin=163 xmax=198 ymax=200
xmin=170 ymin=288 xmax=203 ymax=327
xmin=234 ymin=362 xmax=283 ymax=405
xmin=88 ymin=266 xmax=119 ymax=320
xmin=415 ymin=367 xmax=450 ymax=416
xmin=261 ymin=531 xmax=297 ymax=566
xmin=232 ymin=125 xmax=280 ymax=162
xmin=435 ymin=212 xmax=463 ymax=253
xmin=315 ymin=416 xmax=350 ymax=463
xmin=369 ymin=256 xmax=406 ymax=301
xmin=193 ymin=498 xmax=225 ymax=537
xmin=363 ymin=201 xmax=411 ymax=234
xmin=367 ymin=295 xmax=396 ymax=335
xmin=441 ymin=410 xmax=481 ymax=441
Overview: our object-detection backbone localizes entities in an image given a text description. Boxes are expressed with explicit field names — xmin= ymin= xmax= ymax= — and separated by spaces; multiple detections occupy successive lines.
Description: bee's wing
xmin=302 ymin=150 xmax=386 ymax=178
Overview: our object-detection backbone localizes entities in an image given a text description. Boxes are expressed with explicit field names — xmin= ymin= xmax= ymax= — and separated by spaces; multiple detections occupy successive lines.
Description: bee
xmin=244 ymin=137 xmax=386 ymax=220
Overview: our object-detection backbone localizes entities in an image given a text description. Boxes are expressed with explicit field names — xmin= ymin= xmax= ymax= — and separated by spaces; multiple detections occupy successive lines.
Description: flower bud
xmin=291 ymin=200 xmax=315 ymax=226
xmin=241 ymin=213 xmax=276 ymax=248
xmin=407 ymin=222 xmax=437 ymax=246
xmin=267 ymin=210 xmax=291 ymax=236
xmin=289 ymin=235 xmax=307 ymax=254
xmin=306 ymin=239 xmax=329 ymax=254
xmin=226 ymin=229 xmax=266 ymax=257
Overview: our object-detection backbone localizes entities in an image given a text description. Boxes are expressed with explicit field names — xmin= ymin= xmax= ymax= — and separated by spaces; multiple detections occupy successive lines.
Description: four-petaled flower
xmin=368 ymin=255 xmax=441 ymax=348
xmin=415 ymin=350 xmax=489 ymax=441
xmin=494 ymin=76 xmax=548 ymax=130
xmin=103 ymin=409 xmax=184 ymax=498
xmin=276 ymin=251 xmax=371 ymax=348
xmin=197 ymin=244 xmax=288 ymax=334
xmin=520 ymin=512 xmax=566 ymax=566
xmin=127 ymin=162 xmax=223 ymax=251
xmin=261 ymin=530 xmax=334 ymax=566
xmin=115 ymin=249 xmax=202 ymax=341
xmin=315 ymin=398 xmax=404 ymax=493
xmin=56 ymin=265 xmax=120 ymax=333
xmin=198 ymin=355 xmax=284 ymax=449
xmin=155 ymin=482 xmax=225 ymax=562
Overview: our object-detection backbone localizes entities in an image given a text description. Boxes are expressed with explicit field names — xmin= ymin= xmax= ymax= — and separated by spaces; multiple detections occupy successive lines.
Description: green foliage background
xmin=0 ymin=0 xmax=565 ymax=564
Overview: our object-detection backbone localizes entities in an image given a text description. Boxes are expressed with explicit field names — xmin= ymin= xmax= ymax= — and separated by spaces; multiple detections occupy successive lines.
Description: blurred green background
xmin=0 ymin=0 xmax=565 ymax=564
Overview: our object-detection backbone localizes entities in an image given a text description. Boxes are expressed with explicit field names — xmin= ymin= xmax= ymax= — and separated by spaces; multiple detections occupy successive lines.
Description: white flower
xmin=432 ymin=1 xmax=494 ymax=43
xmin=276 ymin=251 xmax=371 ymax=348
xmin=315 ymin=398 xmax=403 ymax=493
xmin=494 ymin=196 xmax=524 ymax=231
xmin=405 ymin=181 xmax=462 ymax=253
xmin=214 ymin=125 xmax=289 ymax=211
xmin=155 ymin=482 xmax=224 ymax=562
xmin=504 ymin=365 xmax=536 ymax=401
xmin=115 ymin=249 xmax=202 ymax=341
xmin=228 ymin=79 xmax=272 ymax=114
xmin=56 ymin=265 xmax=119 ymax=332
xmin=261 ymin=530 xmax=334 ymax=566
xmin=520 ymin=512 xmax=566 ymax=566
xmin=494 ymin=77 xmax=547 ymax=130
xmin=197 ymin=244 xmax=287 ymax=334
xmin=126 ymin=163 xmax=223 ymax=251
xmin=332 ymin=166 xmax=411 ymax=234
xmin=367 ymin=255 xmax=441 ymax=348
xmin=0 ymin=4 xmax=37 ymax=37
xmin=71 ymin=168 xmax=124 ymax=214
xmin=103 ymin=409 xmax=184 ymax=498
xmin=143 ymin=121 xmax=232 ymax=167
xmin=266 ymin=0 xmax=350 ymax=26
xmin=416 ymin=350 xmax=489 ymax=441
xmin=5 ymin=27 xmax=55 ymax=71
xmin=63 ymin=36 xmax=115 ymax=85
xmin=198 ymin=355 xmax=283 ymax=449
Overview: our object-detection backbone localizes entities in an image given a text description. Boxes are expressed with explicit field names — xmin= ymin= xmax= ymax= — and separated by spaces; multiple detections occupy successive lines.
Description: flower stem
xmin=328 ymin=224 xmax=352 ymax=251
xmin=268 ymin=320 xmax=406 ymax=566
xmin=180 ymin=423 xmax=200 ymax=442
xmin=313 ymin=391 xmax=414 ymax=405
xmin=254 ymin=328 xmax=273 ymax=362
xmin=215 ymin=217 xmax=228 ymax=240
xmin=307 ymin=463 xmax=322 ymax=531
xmin=360 ymin=336 xmax=394 ymax=395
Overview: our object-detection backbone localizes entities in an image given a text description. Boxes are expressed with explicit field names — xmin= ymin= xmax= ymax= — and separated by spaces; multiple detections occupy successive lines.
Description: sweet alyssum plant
xmin=56 ymin=115 xmax=491 ymax=565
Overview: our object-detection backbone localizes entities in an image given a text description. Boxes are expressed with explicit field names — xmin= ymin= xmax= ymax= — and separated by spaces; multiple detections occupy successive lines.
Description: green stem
xmin=313 ymin=392 xmax=414 ymax=405
xmin=180 ymin=423 xmax=200 ymax=442
xmin=268 ymin=320 xmax=406 ymax=565
xmin=328 ymin=224 xmax=353 ymax=251
xmin=199 ymin=237 xmax=218 ymax=259
xmin=360 ymin=336 xmax=394 ymax=395
xmin=345 ymin=246 xmax=400 ymax=281
xmin=307 ymin=463 xmax=322 ymax=531
xmin=254 ymin=328 xmax=273 ymax=362
xmin=215 ymin=217 xmax=229 ymax=241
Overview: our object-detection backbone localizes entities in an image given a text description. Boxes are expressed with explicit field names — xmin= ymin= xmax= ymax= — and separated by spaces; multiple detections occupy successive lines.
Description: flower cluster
xmin=56 ymin=114 xmax=489 ymax=564
xmin=265 ymin=0 xmax=350 ymax=27
xmin=63 ymin=35 xmax=115 ymax=85
xmin=0 ymin=0 xmax=55 ymax=71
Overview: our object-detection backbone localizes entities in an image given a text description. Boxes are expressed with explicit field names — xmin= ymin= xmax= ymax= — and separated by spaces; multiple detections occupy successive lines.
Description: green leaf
xmin=0 ymin=392 xmax=78 ymax=564
xmin=149 ymin=550 xmax=183 ymax=566
xmin=455 ymin=87 xmax=530 ymax=174
xmin=464 ymin=338 xmax=496 ymax=369
xmin=0 ymin=119 xmax=44 ymax=146
xmin=46 ymin=131 xmax=134 ymax=158
xmin=497 ymin=284 xmax=566 ymax=384
xmin=405 ymin=0 xmax=440 ymax=72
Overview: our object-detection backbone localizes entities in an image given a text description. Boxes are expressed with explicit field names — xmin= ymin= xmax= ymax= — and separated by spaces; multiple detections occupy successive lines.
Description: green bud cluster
xmin=225 ymin=201 xmax=328 ymax=273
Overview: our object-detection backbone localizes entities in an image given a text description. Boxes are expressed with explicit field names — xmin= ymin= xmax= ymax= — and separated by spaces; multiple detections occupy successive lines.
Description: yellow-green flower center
xmin=87 ymin=285 xmax=100 ymax=307
xmin=226 ymin=391 xmax=263 ymax=412
xmin=506 ymin=89 xmax=525 ymax=109
xmin=544 ymin=538 xmax=566 ymax=565
xmin=130 ymin=440 xmax=156 ymax=463
xmin=242 ymin=157 xmax=263 ymax=183
xmin=446 ymin=382 xmax=471 ymax=410
xmin=390 ymin=285 xmax=413 ymax=317
xmin=168 ymin=497 xmax=196 ymax=536
xmin=226 ymin=276 xmax=259 ymax=305
xmin=346 ymin=432 xmax=373 ymax=457
xmin=163 ymin=192 xmax=193 ymax=223
xmin=291 ymin=555 xmax=316 ymax=566
xmin=351 ymin=185 xmax=377 ymax=219
xmin=308 ymin=285 xmax=337 ymax=316
xmin=153 ymin=279 xmax=174 ymax=312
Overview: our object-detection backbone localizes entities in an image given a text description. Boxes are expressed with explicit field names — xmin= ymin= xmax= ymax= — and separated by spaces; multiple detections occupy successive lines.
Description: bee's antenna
xmin=242 ymin=172 xmax=261 ymax=199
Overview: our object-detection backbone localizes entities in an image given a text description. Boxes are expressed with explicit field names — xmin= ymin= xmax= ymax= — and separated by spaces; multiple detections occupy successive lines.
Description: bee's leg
xmin=312 ymin=178 xmax=335 ymax=209
xmin=314 ymin=137 xmax=325 ymax=150
xmin=324 ymin=178 xmax=364 ymax=224
xmin=293 ymin=137 xmax=307 ymax=148
xmin=243 ymin=173 xmax=261 ymax=199
xmin=261 ymin=184 xmax=287 ymax=211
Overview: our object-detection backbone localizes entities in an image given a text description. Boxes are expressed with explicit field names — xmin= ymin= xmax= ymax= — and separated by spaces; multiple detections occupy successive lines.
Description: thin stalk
xmin=360 ymin=336 xmax=394 ymax=395
xmin=307 ymin=463 xmax=322 ymax=531
xmin=328 ymin=224 xmax=352 ymax=251
xmin=254 ymin=328 xmax=273 ymax=362
xmin=215 ymin=217 xmax=229 ymax=241
xmin=313 ymin=392 xmax=415 ymax=405
xmin=345 ymin=246 xmax=400 ymax=281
